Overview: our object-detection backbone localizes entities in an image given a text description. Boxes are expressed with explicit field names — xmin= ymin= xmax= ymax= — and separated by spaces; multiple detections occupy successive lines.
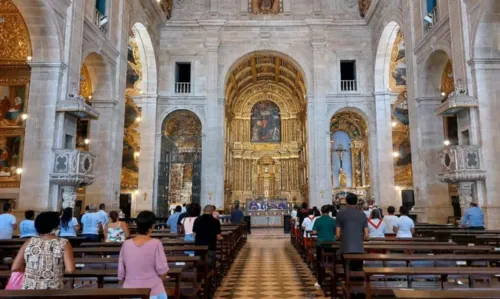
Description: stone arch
xmin=419 ymin=50 xmax=452 ymax=98
xmin=157 ymin=107 xmax=206 ymax=135
xmin=219 ymin=48 xmax=312 ymax=95
xmin=130 ymin=22 xmax=158 ymax=95
xmin=374 ymin=21 xmax=402 ymax=92
xmin=472 ymin=0 xmax=500 ymax=60
xmin=12 ymin=0 xmax=62 ymax=62
xmin=82 ymin=52 xmax=114 ymax=101
xmin=327 ymin=105 xmax=373 ymax=133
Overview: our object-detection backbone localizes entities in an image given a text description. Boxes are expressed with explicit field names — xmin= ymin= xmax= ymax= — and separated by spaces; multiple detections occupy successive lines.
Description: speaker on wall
xmin=402 ymin=189 xmax=415 ymax=210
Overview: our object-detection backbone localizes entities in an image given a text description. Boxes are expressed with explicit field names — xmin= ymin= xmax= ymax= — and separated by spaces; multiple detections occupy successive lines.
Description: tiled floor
xmin=214 ymin=237 xmax=328 ymax=299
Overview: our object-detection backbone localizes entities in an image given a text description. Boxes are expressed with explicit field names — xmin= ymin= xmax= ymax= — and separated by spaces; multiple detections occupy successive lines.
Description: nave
xmin=215 ymin=237 xmax=327 ymax=299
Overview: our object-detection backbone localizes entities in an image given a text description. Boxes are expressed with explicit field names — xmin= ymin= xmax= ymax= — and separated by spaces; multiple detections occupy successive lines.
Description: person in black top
xmin=298 ymin=202 xmax=309 ymax=226
xmin=230 ymin=203 xmax=244 ymax=224
xmin=193 ymin=205 xmax=222 ymax=269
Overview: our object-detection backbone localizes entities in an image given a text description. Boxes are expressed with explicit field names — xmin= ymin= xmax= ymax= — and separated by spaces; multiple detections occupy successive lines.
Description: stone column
xmin=412 ymin=97 xmax=452 ymax=223
xmin=136 ymin=94 xmax=158 ymax=212
xmin=18 ymin=62 xmax=65 ymax=212
xmin=201 ymin=22 xmax=224 ymax=209
xmin=373 ymin=92 xmax=397 ymax=209
xmin=308 ymin=24 xmax=331 ymax=208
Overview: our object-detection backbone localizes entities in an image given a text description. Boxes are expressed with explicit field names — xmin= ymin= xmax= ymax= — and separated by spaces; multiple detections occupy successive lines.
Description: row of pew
xmin=0 ymin=222 xmax=248 ymax=298
xmin=291 ymin=221 xmax=500 ymax=299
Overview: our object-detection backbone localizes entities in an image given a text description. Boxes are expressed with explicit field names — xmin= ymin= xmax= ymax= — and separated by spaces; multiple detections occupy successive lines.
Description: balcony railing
xmin=94 ymin=9 xmax=108 ymax=35
xmin=175 ymin=82 xmax=191 ymax=94
xmin=341 ymin=80 xmax=357 ymax=92
xmin=424 ymin=6 xmax=438 ymax=33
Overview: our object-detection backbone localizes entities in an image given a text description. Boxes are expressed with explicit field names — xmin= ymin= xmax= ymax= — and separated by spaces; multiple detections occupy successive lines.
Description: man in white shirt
xmin=0 ymin=203 xmax=17 ymax=239
xmin=382 ymin=206 xmax=399 ymax=234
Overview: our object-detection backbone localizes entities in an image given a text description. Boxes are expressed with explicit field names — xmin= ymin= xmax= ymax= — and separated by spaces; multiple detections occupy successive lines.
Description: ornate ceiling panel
xmin=0 ymin=0 xmax=31 ymax=63
xmin=225 ymin=53 xmax=306 ymax=108
xmin=330 ymin=111 xmax=368 ymax=140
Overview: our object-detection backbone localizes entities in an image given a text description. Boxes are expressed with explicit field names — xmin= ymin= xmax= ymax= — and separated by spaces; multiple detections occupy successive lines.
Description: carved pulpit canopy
xmin=251 ymin=0 xmax=280 ymax=14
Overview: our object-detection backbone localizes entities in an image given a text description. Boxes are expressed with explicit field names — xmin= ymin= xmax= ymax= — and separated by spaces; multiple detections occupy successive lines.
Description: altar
xmin=243 ymin=198 xmax=290 ymax=227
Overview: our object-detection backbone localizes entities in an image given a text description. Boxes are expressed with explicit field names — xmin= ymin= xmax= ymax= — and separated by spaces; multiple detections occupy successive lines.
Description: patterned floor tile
xmin=214 ymin=238 xmax=328 ymax=299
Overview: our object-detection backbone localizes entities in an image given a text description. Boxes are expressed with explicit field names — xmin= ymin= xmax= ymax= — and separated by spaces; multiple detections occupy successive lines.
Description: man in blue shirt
xmin=167 ymin=205 xmax=182 ymax=233
xmin=461 ymin=202 xmax=485 ymax=230
xmin=230 ymin=203 xmax=244 ymax=224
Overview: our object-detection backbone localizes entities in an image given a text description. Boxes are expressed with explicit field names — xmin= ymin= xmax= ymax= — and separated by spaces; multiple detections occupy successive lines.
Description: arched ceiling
xmin=225 ymin=53 xmax=307 ymax=108
xmin=330 ymin=111 xmax=368 ymax=140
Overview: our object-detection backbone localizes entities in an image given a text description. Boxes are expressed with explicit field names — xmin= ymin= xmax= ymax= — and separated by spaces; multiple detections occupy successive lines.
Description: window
xmin=175 ymin=62 xmax=191 ymax=94
xmin=96 ymin=0 xmax=106 ymax=15
xmin=340 ymin=60 xmax=357 ymax=91
xmin=424 ymin=0 xmax=438 ymax=33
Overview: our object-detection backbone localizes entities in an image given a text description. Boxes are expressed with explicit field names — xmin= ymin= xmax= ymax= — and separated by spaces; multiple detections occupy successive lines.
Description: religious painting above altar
xmin=0 ymin=85 xmax=26 ymax=127
xmin=251 ymin=100 xmax=281 ymax=143
xmin=250 ymin=0 xmax=281 ymax=14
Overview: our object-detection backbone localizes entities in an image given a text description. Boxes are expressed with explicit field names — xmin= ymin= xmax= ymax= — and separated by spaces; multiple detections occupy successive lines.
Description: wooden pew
xmin=394 ymin=289 xmax=500 ymax=299
xmin=0 ymin=288 xmax=151 ymax=298
xmin=364 ymin=267 xmax=500 ymax=299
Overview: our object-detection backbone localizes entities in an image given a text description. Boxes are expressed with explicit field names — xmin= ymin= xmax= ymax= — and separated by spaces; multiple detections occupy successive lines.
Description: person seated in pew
xmin=181 ymin=203 xmax=201 ymax=255
xmin=367 ymin=209 xmax=385 ymax=238
xmin=166 ymin=205 xmax=182 ymax=233
xmin=118 ymin=211 xmax=169 ymax=299
xmin=383 ymin=205 xmax=399 ymax=235
xmin=393 ymin=206 xmax=415 ymax=238
xmin=302 ymin=209 xmax=318 ymax=238
xmin=12 ymin=211 xmax=76 ymax=289
xmin=312 ymin=205 xmax=336 ymax=288
xmin=19 ymin=210 xmax=37 ymax=239
xmin=0 ymin=203 xmax=17 ymax=240
xmin=104 ymin=211 xmax=130 ymax=242
xmin=81 ymin=204 xmax=103 ymax=242
xmin=59 ymin=207 xmax=80 ymax=238
xmin=230 ymin=203 xmax=244 ymax=225
xmin=193 ymin=205 xmax=222 ymax=269
xmin=461 ymin=202 xmax=485 ymax=230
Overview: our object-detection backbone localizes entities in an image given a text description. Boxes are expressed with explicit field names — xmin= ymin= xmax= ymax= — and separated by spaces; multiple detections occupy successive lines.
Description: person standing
xmin=81 ymin=204 xmax=103 ymax=241
xmin=166 ymin=205 xmax=182 ymax=233
xmin=60 ymin=208 xmax=80 ymax=238
xmin=335 ymin=193 xmax=368 ymax=271
xmin=0 ymin=203 xmax=17 ymax=239
xmin=177 ymin=203 xmax=191 ymax=234
xmin=181 ymin=203 xmax=187 ymax=214
xmin=11 ymin=211 xmax=75 ymax=289
xmin=118 ymin=211 xmax=169 ymax=299
xmin=298 ymin=202 xmax=309 ymax=226
xmin=382 ymin=206 xmax=399 ymax=235
xmin=20 ymin=210 xmax=37 ymax=238
xmin=97 ymin=203 xmax=109 ymax=227
xmin=393 ymin=206 xmax=415 ymax=238
xmin=104 ymin=211 xmax=130 ymax=242
xmin=181 ymin=203 xmax=201 ymax=254
xmin=461 ymin=202 xmax=485 ymax=230
xmin=193 ymin=205 xmax=222 ymax=269
xmin=230 ymin=203 xmax=244 ymax=224
xmin=367 ymin=209 xmax=385 ymax=238
xmin=312 ymin=205 xmax=336 ymax=288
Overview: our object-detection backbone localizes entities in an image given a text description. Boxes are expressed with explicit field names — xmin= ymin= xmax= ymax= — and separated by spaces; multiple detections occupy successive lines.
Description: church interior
xmin=1 ymin=0 xmax=500 ymax=298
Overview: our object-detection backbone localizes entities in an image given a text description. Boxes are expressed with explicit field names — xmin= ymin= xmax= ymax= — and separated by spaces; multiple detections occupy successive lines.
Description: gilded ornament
xmin=358 ymin=0 xmax=372 ymax=17
xmin=440 ymin=60 xmax=455 ymax=98
xmin=0 ymin=0 xmax=31 ymax=62
xmin=79 ymin=64 xmax=92 ymax=103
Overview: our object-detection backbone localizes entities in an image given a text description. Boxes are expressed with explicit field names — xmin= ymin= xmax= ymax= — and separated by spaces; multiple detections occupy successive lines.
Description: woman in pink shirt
xmin=118 ymin=211 xmax=169 ymax=299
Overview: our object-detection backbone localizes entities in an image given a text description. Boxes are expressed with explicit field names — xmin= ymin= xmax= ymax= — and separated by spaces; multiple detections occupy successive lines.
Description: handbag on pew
xmin=5 ymin=271 xmax=24 ymax=290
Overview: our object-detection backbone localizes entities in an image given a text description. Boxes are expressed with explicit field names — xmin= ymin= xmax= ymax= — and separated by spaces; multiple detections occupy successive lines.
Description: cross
xmin=334 ymin=144 xmax=347 ymax=169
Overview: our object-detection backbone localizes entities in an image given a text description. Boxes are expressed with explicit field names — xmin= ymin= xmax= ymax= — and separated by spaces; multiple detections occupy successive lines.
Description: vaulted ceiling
xmin=225 ymin=53 xmax=307 ymax=104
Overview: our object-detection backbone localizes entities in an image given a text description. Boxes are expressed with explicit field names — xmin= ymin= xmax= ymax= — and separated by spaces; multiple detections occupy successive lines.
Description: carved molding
xmin=50 ymin=149 xmax=96 ymax=187
xmin=438 ymin=145 xmax=486 ymax=183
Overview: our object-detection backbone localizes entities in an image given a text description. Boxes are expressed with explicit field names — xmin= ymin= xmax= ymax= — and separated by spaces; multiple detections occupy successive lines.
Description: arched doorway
xmin=224 ymin=51 xmax=308 ymax=209
xmin=157 ymin=110 xmax=202 ymax=217
xmin=330 ymin=111 xmax=370 ymax=202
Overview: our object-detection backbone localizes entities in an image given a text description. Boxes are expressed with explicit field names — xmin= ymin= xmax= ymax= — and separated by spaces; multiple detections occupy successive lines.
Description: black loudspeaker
xmin=451 ymin=196 xmax=461 ymax=218
xmin=283 ymin=215 xmax=292 ymax=233
xmin=244 ymin=216 xmax=251 ymax=234
xmin=402 ymin=190 xmax=415 ymax=209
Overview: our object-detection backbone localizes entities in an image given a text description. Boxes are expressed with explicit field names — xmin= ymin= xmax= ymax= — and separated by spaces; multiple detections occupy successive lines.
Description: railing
xmin=341 ymin=80 xmax=357 ymax=92
xmin=424 ymin=6 xmax=438 ymax=33
xmin=175 ymin=82 xmax=191 ymax=94
xmin=94 ymin=9 xmax=108 ymax=35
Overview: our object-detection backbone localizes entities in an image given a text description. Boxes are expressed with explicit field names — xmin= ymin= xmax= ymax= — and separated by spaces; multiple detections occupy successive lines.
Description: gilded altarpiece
xmin=120 ymin=36 xmax=142 ymax=192
xmin=225 ymin=83 xmax=308 ymax=206
xmin=390 ymin=30 xmax=413 ymax=188
xmin=0 ymin=0 xmax=31 ymax=188
xmin=330 ymin=111 xmax=370 ymax=199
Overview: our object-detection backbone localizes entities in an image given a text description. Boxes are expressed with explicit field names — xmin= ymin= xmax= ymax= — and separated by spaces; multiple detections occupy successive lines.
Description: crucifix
xmin=334 ymin=144 xmax=347 ymax=169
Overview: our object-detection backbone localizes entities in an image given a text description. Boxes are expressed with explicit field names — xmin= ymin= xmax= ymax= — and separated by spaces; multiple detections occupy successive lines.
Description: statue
xmin=339 ymin=168 xmax=348 ymax=188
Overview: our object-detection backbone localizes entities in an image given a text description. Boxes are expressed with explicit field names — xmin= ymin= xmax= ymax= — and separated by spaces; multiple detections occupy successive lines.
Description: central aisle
xmin=214 ymin=237 xmax=328 ymax=298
